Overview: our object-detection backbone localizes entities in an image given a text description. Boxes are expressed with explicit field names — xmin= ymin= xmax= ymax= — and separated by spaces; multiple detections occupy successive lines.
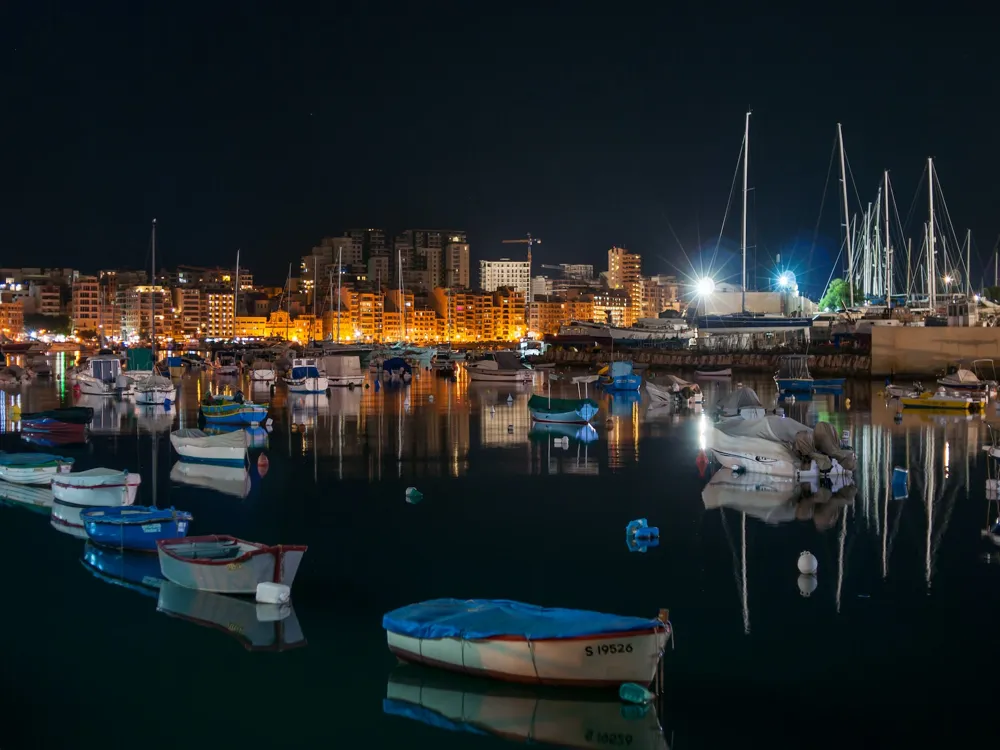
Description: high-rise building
xmin=172 ymin=287 xmax=205 ymax=339
xmin=0 ymin=293 xmax=24 ymax=337
xmin=205 ymin=291 xmax=235 ymax=339
xmin=607 ymin=247 xmax=642 ymax=321
xmin=119 ymin=286 xmax=171 ymax=340
xmin=479 ymin=259 xmax=530 ymax=297
xmin=445 ymin=239 xmax=470 ymax=288
xmin=71 ymin=276 xmax=101 ymax=332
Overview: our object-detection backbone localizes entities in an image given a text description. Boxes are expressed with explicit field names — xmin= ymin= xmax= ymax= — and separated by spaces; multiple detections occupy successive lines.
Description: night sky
xmin=2 ymin=4 xmax=996 ymax=294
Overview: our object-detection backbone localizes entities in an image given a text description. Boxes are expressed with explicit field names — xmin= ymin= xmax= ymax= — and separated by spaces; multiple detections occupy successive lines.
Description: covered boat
xmin=323 ymin=355 xmax=365 ymax=387
xmin=135 ymin=375 xmax=177 ymax=406
xmin=199 ymin=398 xmax=268 ymax=426
xmin=774 ymin=354 xmax=845 ymax=393
xmin=52 ymin=468 xmax=141 ymax=507
xmin=81 ymin=542 xmax=166 ymax=598
xmin=527 ymin=395 xmax=599 ymax=424
xmin=937 ymin=366 xmax=989 ymax=391
xmin=384 ymin=666 xmax=670 ymax=750
xmin=0 ymin=452 xmax=74 ymax=485
xmin=715 ymin=385 xmax=767 ymax=419
xmin=647 ymin=376 xmax=702 ymax=404
xmin=707 ymin=415 xmax=856 ymax=478
xmin=82 ymin=506 xmax=193 ymax=551
xmin=170 ymin=428 xmax=247 ymax=466
xmin=383 ymin=598 xmax=672 ymax=687
xmin=213 ymin=351 xmax=241 ymax=376
xmin=286 ymin=357 xmax=328 ymax=393
xmin=598 ymin=361 xmax=641 ymax=392
xmin=156 ymin=581 xmax=307 ymax=651
xmin=381 ymin=356 xmax=412 ymax=383
xmin=466 ymin=352 xmax=533 ymax=384
xmin=157 ymin=535 xmax=308 ymax=594
xmin=249 ymin=359 xmax=277 ymax=382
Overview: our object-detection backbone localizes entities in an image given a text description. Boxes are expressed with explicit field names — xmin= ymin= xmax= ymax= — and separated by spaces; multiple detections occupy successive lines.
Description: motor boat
xmin=75 ymin=354 xmax=133 ymax=397
xmin=466 ymin=351 xmax=533 ymax=383
xmin=135 ymin=375 xmax=177 ymax=406
xmin=285 ymin=357 xmax=328 ymax=393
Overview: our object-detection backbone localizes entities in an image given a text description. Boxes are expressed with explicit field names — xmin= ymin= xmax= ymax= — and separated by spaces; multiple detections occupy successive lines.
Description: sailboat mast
xmin=928 ymin=158 xmax=936 ymax=311
xmin=741 ymin=111 xmax=750 ymax=314
xmin=398 ymin=249 xmax=405 ymax=341
xmin=285 ymin=262 xmax=291 ymax=341
xmin=906 ymin=238 xmax=912 ymax=303
xmin=336 ymin=245 xmax=342 ymax=344
xmin=234 ymin=249 xmax=240 ymax=340
xmin=837 ymin=124 xmax=854 ymax=308
xmin=150 ymin=219 xmax=156 ymax=358
xmin=884 ymin=171 xmax=891 ymax=308
xmin=965 ymin=229 xmax=971 ymax=298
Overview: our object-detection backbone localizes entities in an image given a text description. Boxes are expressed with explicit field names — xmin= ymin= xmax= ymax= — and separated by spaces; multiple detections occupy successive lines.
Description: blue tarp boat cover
xmin=291 ymin=366 xmax=321 ymax=379
xmin=0 ymin=452 xmax=66 ymax=466
xmin=382 ymin=357 xmax=411 ymax=373
xmin=382 ymin=598 xmax=659 ymax=641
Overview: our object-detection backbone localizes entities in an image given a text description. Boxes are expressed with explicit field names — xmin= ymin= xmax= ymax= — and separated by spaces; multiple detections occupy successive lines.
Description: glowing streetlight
xmin=777 ymin=271 xmax=797 ymax=291
xmin=944 ymin=275 xmax=952 ymax=284
xmin=695 ymin=277 xmax=715 ymax=296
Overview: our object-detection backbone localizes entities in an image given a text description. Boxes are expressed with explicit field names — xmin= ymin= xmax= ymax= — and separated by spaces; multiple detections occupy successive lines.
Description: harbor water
xmin=1 ymin=355 xmax=997 ymax=747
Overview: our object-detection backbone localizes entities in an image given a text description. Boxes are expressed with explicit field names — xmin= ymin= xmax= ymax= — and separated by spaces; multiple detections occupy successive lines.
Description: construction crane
xmin=502 ymin=233 xmax=541 ymax=303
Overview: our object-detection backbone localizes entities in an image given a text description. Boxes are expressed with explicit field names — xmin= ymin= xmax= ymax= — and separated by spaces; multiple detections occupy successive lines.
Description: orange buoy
xmin=257 ymin=453 xmax=270 ymax=477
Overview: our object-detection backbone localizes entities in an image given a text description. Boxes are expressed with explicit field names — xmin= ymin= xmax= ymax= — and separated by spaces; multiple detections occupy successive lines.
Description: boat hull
xmin=287 ymin=377 xmax=328 ymax=393
xmin=468 ymin=371 xmax=532 ymax=383
xmin=157 ymin=536 xmax=307 ymax=594
xmin=52 ymin=472 xmax=140 ymax=507
xmin=385 ymin=628 xmax=669 ymax=688
xmin=135 ymin=387 xmax=177 ymax=405
xmin=200 ymin=404 xmax=268 ymax=426
xmin=328 ymin=376 xmax=365 ymax=387
xmin=83 ymin=507 xmax=192 ymax=551
xmin=601 ymin=375 xmax=641 ymax=392
xmin=529 ymin=409 xmax=595 ymax=424
xmin=901 ymin=395 xmax=979 ymax=411
xmin=250 ymin=369 xmax=276 ymax=382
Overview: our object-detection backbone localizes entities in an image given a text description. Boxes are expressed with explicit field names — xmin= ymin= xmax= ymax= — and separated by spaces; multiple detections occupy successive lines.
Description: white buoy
xmin=490 ymin=405 xmax=496 ymax=416
xmin=507 ymin=424 xmax=514 ymax=433
xmin=797 ymin=551 xmax=818 ymax=575
xmin=256 ymin=581 xmax=291 ymax=605
xmin=506 ymin=393 xmax=513 ymax=404
xmin=428 ymin=395 xmax=434 ymax=403
xmin=797 ymin=574 xmax=818 ymax=597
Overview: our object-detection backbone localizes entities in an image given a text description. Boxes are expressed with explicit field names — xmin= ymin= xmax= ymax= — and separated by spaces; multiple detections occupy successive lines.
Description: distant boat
xmin=285 ymin=357 xmax=328 ymax=393
xmin=900 ymin=390 xmax=984 ymax=412
xmin=774 ymin=354 xmax=844 ymax=393
xmin=466 ymin=352 xmax=533 ymax=384
xmin=82 ymin=506 xmax=193 ymax=552
xmin=76 ymin=354 xmax=133 ymax=397
xmin=695 ymin=366 xmax=732 ymax=378
xmin=199 ymin=399 xmax=268 ymax=426
xmin=157 ymin=536 xmax=308 ymax=595
xmin=323 ymin=355 xmax=365 ymax=387
xmin=598 ymin=361 xmax=641 ymax=392
xmin=156 ymin=581 xmax=307 ymax=652
xmin=249 ymin=359 xmax=277 ymax=382
xmin=135 ymin=375 xmax=177 ymax=406
xmin=527 ymin=394 xmax=599 ymax=424
xmin=0 ymin=452 xmax=74 ymax=485
xmin=383 ymin=598 xmax=672 ymax=687
xmin=170 ymin=428 xmax=247 ymax=466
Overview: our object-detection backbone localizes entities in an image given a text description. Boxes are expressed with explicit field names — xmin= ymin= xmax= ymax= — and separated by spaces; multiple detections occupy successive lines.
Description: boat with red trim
xmin=156 ymin=535 xmax=307 ymax=595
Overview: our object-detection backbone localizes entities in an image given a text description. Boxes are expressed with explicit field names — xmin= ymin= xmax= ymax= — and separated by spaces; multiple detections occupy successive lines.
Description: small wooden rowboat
xmin=52 ymin=468 xmax=141 ymax=508
xmin=170 ymin=428 xmax=247 ymax=466
xmin=157 ymin=535 xmax=308 ymax=595
xmin=383 ymin=598 xmax=672 ymax=688
xmin=0 ymin=452 xmax=74 ymax=485
xmin=82 ymin=506 xmax=193 ymax=551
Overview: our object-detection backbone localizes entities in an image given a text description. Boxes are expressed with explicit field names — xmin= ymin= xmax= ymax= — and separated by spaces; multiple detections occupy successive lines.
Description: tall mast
xmin=906 ymin=238 xmax=912 ymax=304
xmin=150 ymin=219 xmax=156 ymax=358
xmin=234 ymin=249 xmax=240 ymax=339
xmin=883 ymin=171 xmax=891 ymax=308
xmin=837 ymin=124 xmax=854 ymax=307
xmin=398 ymin=249 xmax=405 ymax=341
xmin=928 ymin=158 xmax=936 ymax=311
xmin=965 ymin=229 xmax=971 ymax=298
xmin=336 ymin=245 xmax=343 ymax=343
xmin=741 ymin=111 xmax=750 ymax=314
xmin=312 ymin=255 xmax=317 ymax=343
xmin=285 ymin=263 xmax=291 ymax=342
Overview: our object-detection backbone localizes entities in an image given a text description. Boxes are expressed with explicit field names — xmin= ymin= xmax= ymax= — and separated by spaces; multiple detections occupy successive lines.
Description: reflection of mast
xmin=925 ymin=426 xmax=935 ymax=587
xmin=835 ymin=509 xmax=846 ymax=613
xmin=741 ymin=514 xmax=749 ymax=634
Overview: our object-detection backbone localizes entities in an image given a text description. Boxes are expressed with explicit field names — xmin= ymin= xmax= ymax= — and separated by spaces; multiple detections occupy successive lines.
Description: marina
xmin=1 ymin=360 xmax=997 ymax=746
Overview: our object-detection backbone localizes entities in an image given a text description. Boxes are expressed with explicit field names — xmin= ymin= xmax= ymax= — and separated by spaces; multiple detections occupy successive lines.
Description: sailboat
xmin=136 ymin=219 xmax=178 ymax=406
xmin=693 ymin=113 xmax=812 ymax=336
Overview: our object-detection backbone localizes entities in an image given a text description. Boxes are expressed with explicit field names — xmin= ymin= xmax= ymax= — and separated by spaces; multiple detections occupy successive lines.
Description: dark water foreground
xmin=1 ymin=368 xmax=998 ymax=747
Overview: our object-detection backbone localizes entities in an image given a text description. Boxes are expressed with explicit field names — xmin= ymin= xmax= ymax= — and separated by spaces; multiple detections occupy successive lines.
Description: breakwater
xmin=541 ymin=348 xmax=871 ymax=375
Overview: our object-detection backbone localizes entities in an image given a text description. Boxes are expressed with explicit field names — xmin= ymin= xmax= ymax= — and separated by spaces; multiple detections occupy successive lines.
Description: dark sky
xmin=1 ymin=4 xmax=996 ymax=294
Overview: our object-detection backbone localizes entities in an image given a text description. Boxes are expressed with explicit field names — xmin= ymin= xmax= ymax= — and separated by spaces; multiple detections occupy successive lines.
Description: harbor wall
xmin=541 ymin=348 xmax=871 ymax=375
xmin=870 ymin=327 xmax=1000 ymax=376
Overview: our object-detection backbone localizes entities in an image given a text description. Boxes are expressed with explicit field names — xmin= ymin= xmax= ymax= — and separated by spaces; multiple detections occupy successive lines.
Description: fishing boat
xmin=286 ymin=357 xmax=328 ymax=393
xmin=323 ymin=355 xmax=365 ymax=387
xmin=156 ymin=581 xmax=307 ymax=652
xmin=598 ymin=361 xmax=641 ymax=392
xmin=135 ymin=374 xmax=177 ymax=406
xmin=169 ymin=461 xmax=252 ymax=498
xmin=383 ymin=598 xmax=672 ymax=687
xmin=76 ymin=354 xmax=133 ymax=397
xmin=707 ymin=415 xmax=856 ymax=478
xmin=52 ymin=468 xmax=141 ymax=508
xmin=249 ymin=359 xmax=277 ymax=382
xmin=527 ymin=395 xmax=599 ymax=424
xmin=0 ymin=452 xmax=74 ymax=485
xmin=695 ymin=366 xmax=732 ymax=378
xmin=157 ymin=535 xmax=308 ymax=594
xmin=384 ymin=666 xmax=670 ymax=750
xmin=774 ymin=354 xmax=845 ymax=393
xmin=466 ymin=352 xmax=533 ymax=383
xmin=166 ymin=355 xmax=184 ymax=378
xmin=170 ymin=428 xmax=247 ymax=466
xmin=199 ymin=397 xmax=268 ymax=425
xmin=900 ymin=389 xmax=984 ymax=412
xmin=81 ymin=542 xmax=167 ymax=597
xmin=81 ymin=506 xmax=193 ymax=551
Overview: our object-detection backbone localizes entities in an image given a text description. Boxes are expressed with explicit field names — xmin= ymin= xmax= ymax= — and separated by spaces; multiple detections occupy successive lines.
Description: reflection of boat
xmin=708 ymin=415 xmax=856 ymax=478
xmin=156 ymin=581 xmax=307 ymax=652
xmin=82 ymin=506 xmax=192 ymax=551
xmin=157 ymin=536 xmax=308 ymax=594
xmin=0 ymin=452 xmax=74 ymax=485
xmin=81 ymin=541 xmax=166 ymax=597
xmin=170 ymin=461 xmax=251 ymax=498
xmin=384 ymin=665 xmax=670 ymax=750
xmin=609 ymin=392 xmax=640 ymax=417
xmin=77 ymin=395 xmax=130 ymax=434
xmin=0 ymin=482 xmax=53 ymax=512
xmin=383 ymin=598 xmax=671 ymax=687
xmin=529 ymin=422 xmax=599 ymax=444
xmin=702 ymin=470 xmax=857 ymax=525
xmin=170 ymin=428 xmax=247 ymax=466
xmin=528 ymin=395 xmax=599 ymax=424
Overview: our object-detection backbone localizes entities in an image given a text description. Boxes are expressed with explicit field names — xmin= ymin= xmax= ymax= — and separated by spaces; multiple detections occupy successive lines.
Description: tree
xmin=76 ymin=329 xmax=98 ymax=340
xmin=23 ymin=313 xmax=72 ymax=335
xmin=818 ymin=278 xmax=863 ymax=312
xmin=984 ymin=286 xmax=1000 ymax=303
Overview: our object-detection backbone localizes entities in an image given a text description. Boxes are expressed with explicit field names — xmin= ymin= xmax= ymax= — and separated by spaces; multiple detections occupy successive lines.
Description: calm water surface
xmin=1 ymin=356 xmax=997 ymax=747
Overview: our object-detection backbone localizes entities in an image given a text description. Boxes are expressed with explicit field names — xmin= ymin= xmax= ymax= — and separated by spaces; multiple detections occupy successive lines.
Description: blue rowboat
xmin=81 ymin=541 xmax=166 ymax=597
xmin=527 ymin=395 xmax=599 ymax=424
xmin=81 ymin=506 xmax=193 ymax=552
xmin=599 ymin=361 xmax=642 ymax=392
xmin=200 ymin=401 xmax=269 ymax=425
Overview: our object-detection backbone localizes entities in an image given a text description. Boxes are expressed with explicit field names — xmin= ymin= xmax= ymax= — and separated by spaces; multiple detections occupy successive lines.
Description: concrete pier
xmin=541 ymin=348 xmax=871 ymax=375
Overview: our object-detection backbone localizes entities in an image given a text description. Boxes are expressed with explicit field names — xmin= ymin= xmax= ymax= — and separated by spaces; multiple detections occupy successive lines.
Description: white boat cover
xmin=716 ymin=386 xmax=764 ymax=416
xmin=715 ymin=414 xmax=808 ymax=444
xmin=170 ymin=428 xmax=247 ymax=450
xmin=713 ymin=415 xmax=857 ymax=472
xmin=645 ymin=382 xmax=672 ymax=402
xmin=54 ymin=468 xmax=136 ymax=487
xmin=942 ymin=369 xmax=980 ymax=384
xmin=137 ymin=375 xmax=174 ymax=391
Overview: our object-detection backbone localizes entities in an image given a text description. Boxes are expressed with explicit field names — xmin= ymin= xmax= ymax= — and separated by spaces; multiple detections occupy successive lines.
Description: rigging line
xmin=806 ymin=134 xmax=838 ymax=274
xmin=843 ymin=153 xmax=866 ymax=215
xmin=900 ymin=166 xmax=927 ymax=238
xmin=707 ymin=132 xmax=747 ymax=279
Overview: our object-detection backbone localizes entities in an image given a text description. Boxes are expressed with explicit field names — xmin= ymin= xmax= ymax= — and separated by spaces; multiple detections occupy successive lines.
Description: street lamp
xmin=694 ymin=277 xmax=715 ymax=296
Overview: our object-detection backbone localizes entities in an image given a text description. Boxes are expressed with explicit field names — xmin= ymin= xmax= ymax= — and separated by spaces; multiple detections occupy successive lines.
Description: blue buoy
xmin=626 ymin=537 xmax=659 ymax=553
xmin=163 ymin=398 xmax=172 ymax=410
xmin=375 ymin=379 xmax=381 ymax=392
xmin=634 ymin=526 xmax=659 ymax=540
xmin=892 ymin=466 xmax=908 ymax=500
xmin=625 ymin=518 xmax=648 ymax=536
xmin=619 ymin=682 xmax=655 ymax=705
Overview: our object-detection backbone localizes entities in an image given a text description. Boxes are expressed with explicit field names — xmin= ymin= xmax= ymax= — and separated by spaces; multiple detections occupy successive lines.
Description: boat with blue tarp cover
xmin=527 ymin=395 xmax=599 ymax=424
xmin=81 ymin=542 xmax=166 ymax=598
xmin=383 ymin=665 xmax=670 ymax=750
xmin=383 ymin=598 xmax=671 ymax=687
xmin=82 ymin=506 xmax=193 ymax=551
xmin=598 ymin=361 xmax=642 ymax=392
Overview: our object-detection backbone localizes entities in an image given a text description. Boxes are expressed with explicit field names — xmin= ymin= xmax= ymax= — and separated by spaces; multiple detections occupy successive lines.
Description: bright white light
xmin=944 ymin=275 xmax=952 ymax=284
xmin=695 ymin=277 xmax=715 ymax=296
xmin=778 ymin=272 xmax=791 ymax=288
xmin=975 ymin=294 xmax=981 ymax=301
